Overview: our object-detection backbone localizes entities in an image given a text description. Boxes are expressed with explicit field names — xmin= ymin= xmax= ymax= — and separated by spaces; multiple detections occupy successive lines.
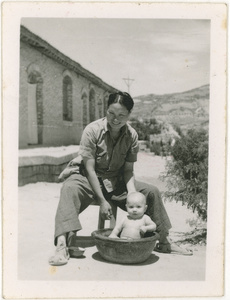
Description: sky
xmin=21 ymin=18 xmax=210 ymax=97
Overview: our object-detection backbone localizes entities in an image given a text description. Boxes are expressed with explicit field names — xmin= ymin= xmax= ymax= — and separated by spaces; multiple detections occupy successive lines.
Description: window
xmin=82 ymin=92 xmax=88 ymax=128
xmin=63 ymin=75 xmax=73 ymax=121
xmin=104 ymin=94 xmax=109 ymax=115
xmin=89 ymin=88 xmax=96 ymax=122
xmin=98 ymin=98 xmax=103 ymax=118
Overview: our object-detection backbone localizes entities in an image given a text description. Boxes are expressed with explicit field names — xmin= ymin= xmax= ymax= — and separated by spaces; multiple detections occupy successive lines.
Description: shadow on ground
xmin=92 ymin=252 xmax=160 ymax=266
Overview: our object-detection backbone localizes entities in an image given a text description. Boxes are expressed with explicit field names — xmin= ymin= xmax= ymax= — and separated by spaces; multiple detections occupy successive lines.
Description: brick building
xmin=19 ymin=25 xmax=117 ymax=149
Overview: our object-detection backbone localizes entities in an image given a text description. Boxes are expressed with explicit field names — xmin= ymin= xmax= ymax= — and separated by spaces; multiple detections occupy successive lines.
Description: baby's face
xmin=126 ymin=195 xmax=147 ymax=219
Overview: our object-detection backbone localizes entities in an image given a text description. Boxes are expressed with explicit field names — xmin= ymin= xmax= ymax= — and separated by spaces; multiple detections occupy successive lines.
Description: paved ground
xmin=18 ymin=152 xmax=206 ymax=283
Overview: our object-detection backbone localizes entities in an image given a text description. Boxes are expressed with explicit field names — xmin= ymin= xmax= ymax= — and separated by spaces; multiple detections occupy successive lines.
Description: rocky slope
xmin=132 ymin=85 xmax=209 ymax=132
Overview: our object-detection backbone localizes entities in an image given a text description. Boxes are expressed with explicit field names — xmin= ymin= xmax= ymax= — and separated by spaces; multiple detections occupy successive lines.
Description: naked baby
xmin=109 ymin=192 xmax=156 ymax=239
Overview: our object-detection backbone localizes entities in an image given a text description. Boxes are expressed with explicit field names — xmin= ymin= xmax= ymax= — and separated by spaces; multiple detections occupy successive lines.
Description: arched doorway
xmin=27 ymin=64 xmax=43 ymax=145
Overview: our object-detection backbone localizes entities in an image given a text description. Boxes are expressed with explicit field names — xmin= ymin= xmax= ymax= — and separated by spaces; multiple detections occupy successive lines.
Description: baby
xmin=109 ymin=192 xmax=156 ymax=239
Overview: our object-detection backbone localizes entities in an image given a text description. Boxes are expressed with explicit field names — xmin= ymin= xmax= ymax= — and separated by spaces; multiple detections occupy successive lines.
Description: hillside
xmin=132 ymin=85 xmax=209 ymax=132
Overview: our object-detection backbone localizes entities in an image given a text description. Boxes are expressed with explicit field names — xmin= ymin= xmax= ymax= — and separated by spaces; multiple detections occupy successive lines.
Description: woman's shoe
xmin=68 ymin=246 xmax=85 ymax=258
xmin=154 ymin=242 xmax=193 ymax=256
xmin=48 ymin=246 xmax=70 ymax=266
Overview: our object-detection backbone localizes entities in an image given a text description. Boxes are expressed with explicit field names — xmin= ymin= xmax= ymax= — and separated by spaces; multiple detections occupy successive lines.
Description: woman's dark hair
xmin=108 ymin=91 xmax=134 ymax=112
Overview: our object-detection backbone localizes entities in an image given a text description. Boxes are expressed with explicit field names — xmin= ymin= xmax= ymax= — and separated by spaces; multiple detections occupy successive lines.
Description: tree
xmin=161 ymin=128 xmax=209 ymax=221
xmin=129 ymin=117 xmax=149 ymax=140
xmin=172 ymin=123 xmax=183 ymax=137
xmin=130 ymin=117 xmax=163 ymax=140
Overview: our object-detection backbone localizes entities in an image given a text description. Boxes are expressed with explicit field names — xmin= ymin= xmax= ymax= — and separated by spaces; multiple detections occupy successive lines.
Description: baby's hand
xmin=140 ymin=226 xmax=147 ymax=235
xmin=108 ymin=234 xmax=119 ymax=239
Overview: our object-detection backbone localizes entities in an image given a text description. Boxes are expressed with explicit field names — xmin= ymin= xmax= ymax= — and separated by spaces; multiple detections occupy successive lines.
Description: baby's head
xmin=126 ymin=192 xmax=147 ymax=219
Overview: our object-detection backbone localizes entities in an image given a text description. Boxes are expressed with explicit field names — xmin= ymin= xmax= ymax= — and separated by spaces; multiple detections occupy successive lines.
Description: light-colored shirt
xmin=79 ymin=118 xmax=139 ymax=180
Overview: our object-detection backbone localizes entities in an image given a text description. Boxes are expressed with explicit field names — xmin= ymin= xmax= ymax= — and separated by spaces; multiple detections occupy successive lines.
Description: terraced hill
xmin=132 ymin=85 xmax=209 ymax=132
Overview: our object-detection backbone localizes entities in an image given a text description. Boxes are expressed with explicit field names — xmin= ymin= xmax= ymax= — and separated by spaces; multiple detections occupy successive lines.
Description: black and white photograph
xmin=2 ymin=1 xmax=227 ymax=299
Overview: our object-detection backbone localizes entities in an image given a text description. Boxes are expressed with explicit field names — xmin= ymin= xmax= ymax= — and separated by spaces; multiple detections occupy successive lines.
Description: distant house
xmin=169 ymin=107 xmax=194 ymax=118
xmin=19 ymin=25 xmax=117 ymax=149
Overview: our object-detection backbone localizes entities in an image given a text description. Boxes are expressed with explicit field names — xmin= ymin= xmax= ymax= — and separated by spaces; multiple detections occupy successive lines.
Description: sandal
xmin=154 ymin=242 xmax=193 ymax=256
xmin=154 ymin=242 xmax=171 ymax=254
xmin=49 ymin=246 xmax=70 ymax=266
xmin=67 ymin=232 xmax=85 ymax=258
xmin=68 ymin=246 xmax=85 ymax=258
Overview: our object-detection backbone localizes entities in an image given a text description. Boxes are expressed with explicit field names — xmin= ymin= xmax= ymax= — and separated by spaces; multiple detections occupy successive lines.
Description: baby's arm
xmin=140 ymin=215 xmax=157 ymax=235
xmin=108 ymin=219 xmax=124 ymax=238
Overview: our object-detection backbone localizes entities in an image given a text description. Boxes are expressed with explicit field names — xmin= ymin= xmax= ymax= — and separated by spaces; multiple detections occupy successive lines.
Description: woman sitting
xmin=49 ymin=91 xmax=192 ymax=266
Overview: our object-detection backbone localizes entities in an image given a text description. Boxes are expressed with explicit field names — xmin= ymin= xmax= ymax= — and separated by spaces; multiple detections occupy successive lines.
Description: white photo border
xmin=2 ymin=1 xmax=227 ymax=299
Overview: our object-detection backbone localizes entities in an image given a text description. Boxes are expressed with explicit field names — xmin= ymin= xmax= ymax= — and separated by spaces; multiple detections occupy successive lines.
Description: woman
xmin=49 ymin=91 xmax=191 ymax=266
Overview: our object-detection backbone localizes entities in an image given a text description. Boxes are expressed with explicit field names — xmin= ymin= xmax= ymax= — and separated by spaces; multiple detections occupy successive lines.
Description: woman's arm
xmin=83 ymin=157 xmax=112 ymax=219
xmin=123 ymin=161 xmax=136 ymax=194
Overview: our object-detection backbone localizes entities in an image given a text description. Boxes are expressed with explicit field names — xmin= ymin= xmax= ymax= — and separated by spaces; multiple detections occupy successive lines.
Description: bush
xmin=161 ymin=128 xmax=209 ymax=221
xmin=172 ymin=123 xmax=184 ymax=137
xmin=150 ymin=141 xmax=161 ymax=155
xmin=130 ymin=117 xmax=163 ymax=140
xmin=130 ymin=118 xmax=148 ymax=140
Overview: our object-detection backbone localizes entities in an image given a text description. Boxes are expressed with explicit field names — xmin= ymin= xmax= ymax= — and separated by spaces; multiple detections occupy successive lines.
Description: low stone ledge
xmin=18 ymin=146 xmax=80 ymax=186
xmin=19 ymin=152 xmax=79 ymax=167
xmin=18 ymin=164 xmax=67 ymax=186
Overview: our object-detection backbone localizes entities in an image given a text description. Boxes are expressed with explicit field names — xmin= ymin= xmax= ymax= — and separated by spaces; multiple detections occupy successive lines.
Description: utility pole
xmin=122 ymin=76 xmax=134 ymax=94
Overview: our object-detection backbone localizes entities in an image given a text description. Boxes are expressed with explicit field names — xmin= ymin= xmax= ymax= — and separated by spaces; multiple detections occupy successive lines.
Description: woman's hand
xmin=100 ymin=200 xmax=112 ymax=220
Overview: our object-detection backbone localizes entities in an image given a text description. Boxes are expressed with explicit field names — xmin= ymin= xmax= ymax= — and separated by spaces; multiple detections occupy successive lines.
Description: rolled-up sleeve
xmin=126 ymin=131 xmax=139 ymax=162
xmin=79 ymin=126 xmax=97 ymax=159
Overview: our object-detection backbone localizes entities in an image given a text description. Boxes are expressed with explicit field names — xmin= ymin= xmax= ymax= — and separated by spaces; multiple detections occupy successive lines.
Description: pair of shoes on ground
xmin=154 ymin=242 xmax=193 ymax=256
xmin=49 ymin=246 xmax=85 ymax=266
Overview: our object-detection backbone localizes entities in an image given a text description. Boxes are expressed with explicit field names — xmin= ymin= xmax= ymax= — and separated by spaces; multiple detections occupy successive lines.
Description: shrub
xmin=130 ymin=118 xmax=148 ymax=140
xmin=161 ymin=128 xmax=209 ymax=221
xmin=172 ymin=123 xmax=184 ymax=137
xmin=150 ymin=141 xmax=161 ymax=155
xmin=130 ymin=117 xmax=163 ymax=140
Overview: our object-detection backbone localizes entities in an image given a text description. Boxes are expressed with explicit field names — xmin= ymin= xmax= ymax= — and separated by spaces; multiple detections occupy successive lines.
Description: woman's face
xmin=106 ymin=103 xmax=130 ymax=131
